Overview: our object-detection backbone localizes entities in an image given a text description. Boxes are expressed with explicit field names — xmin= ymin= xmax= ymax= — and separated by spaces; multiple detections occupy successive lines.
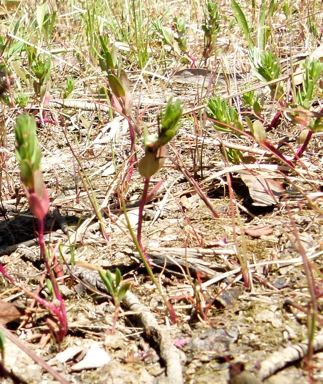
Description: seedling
xmin=99 ymin=268 xmax=131 ymax=333
xmin=206 ymin=95 xmax=244 ymax=134
xmin=14 ymin=113 xmax=67 ymax=341
xmin=202 ymin=0 xmax=220 ymax=62
xmin=296 ymin=58 xmax=323 ymax=109
xmin=63 ymin=77 xmax=74 ymax=100
xmin=249 ymin=48 xmax=283 ymax=100
xmin=137 ymin=98 xmax=182 ymax=263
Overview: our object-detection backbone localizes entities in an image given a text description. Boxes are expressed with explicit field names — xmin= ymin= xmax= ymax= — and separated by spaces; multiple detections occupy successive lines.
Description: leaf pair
xmin=139 ymin=98 xmax=182 ymax=178
xmin=99 ymin=268 xmax=131 ymax=304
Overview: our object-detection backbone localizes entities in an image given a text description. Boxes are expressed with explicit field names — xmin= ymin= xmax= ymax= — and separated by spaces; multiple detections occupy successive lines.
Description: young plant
xmin=249 ymin=48 xmax=283 ymax=100
xmin=296 ymin=57 xmax=323 ymax=110
xmin=98 ymin=35 xmax=135 ymax=180
xmin=122 ymin=98 xmax=182 ymax=324
xmin=241 ymin=88 xmax=262 ymax=117
xmin=63 ymin=77 xmax=74 ymax=100
xmin=99 ymin=268 xmax=131 ymax=333
xmin=206 ymin=95 xmax=244 ymax=133
xmin=202 ymin=0 xmax=220 ymax=62
xmin=14 ymin=113 xmax=68 ymax=341
xmin=152 ymin=17 xmax=193 ymax=64
xmin=138 ymin=98 xmax=182 ymax=260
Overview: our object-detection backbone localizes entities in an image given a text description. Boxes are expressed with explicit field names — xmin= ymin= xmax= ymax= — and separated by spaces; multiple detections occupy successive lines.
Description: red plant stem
xmin=38 ymin=218 xmax=68 ymax=341
xmin=295 ymin=129 xmax=312 ymax=161
xmin=0 ymin=323 xmax=71 ymax=384
xmin=181 ymin=166 xmax=220 ymax=218
xmin=0 ymin=263 xmax=66 ymax=339
xmin=137 ymin=177 xmax=151 ymax=266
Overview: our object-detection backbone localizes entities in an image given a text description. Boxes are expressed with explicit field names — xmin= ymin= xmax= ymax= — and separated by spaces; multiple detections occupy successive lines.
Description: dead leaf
xmin=0 ymin=299 xmax=25 ymax=325
xmin=239 ymin=171 xmax=283 ymax=206
xmin=0 ymin=1 xmax=20 ymax=16
xmin=180 ymin=195 xmax=191 ymax=210
xmin=244 ymin=225 xmax=273 ymax=237
xmin=205 ymin=237 xmax=228 ymax=247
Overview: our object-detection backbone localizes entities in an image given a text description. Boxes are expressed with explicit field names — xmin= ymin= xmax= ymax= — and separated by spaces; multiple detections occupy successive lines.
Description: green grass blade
xmin=258 ymin=1 xmax=266 ymax=51
xmin=231 ymin=0 xmax=253 ymax=48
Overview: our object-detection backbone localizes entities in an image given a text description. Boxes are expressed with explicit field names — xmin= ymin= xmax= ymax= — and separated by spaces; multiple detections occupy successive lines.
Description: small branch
xmin=123 ymin=291 xmax=183 ymax=384
xmin=258 ymin=333 xmax=323 ymax=380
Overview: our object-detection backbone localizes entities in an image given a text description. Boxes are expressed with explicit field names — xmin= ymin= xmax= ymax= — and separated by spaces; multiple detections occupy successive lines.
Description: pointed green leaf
xmin=244 ymin=115 xmax=253 ymax=131
xmin=118 ymin=283 xmax=131 ymax=301
xmin=258 ymin=2 xmax=267 ymax=51
xmin=115 ymin=268 xmax=121 ymax=288
xmin=0 ymin=330 xmax=6 ymax=353
xmin=231 ymin=0 xmax=253 ymax=48
xmin=108 ymin=74 xmax=125 ymax=97
xmin=37 ymin=3 xmax=47 ymax=33
xmin=11 ymin=61 xmax=29 ymax=85
xmin=252 ymin=120 xmax=266 ymax=142
xmin=99 ymin=270 xmax=113 ymax=295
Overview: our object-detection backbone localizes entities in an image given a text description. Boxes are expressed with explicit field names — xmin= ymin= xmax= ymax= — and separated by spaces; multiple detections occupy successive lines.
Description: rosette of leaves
xmin=139 ymin=98 xmax=182 ymax=178
xmin=207 ymin=95 xmax=244 ymax=134
xmin=249 ymin=48 xmax=283 ymax=99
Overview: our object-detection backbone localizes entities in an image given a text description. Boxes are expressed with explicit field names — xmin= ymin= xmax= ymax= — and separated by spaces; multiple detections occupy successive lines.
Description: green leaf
xmin=37 ymin=3 xmax=47 ymax=33
xmin=115 ymin=268 xmax=121 ymax=288
xmin=258 ymin=1 xmax=267 ymax=51
xmin=139 ymin=152 xmax=162 ymax=177
xmin=231 ymin=0 xmax=253 ymax=48
xmin=20 ymin=159 xmax=34 ymax=189
xmin=0 ymin=330 xmax=6 ymax=353
xmin=11 ymin=61 xmax=29 ymax=85
xmin=268 ymin=0 xmax=276 ymax=18
xmin=108 ymin=74 xmax=125 ymax=98
xmin=119 ymin=69 xmax=130 ymax=93
xmin=162 ymin=27 xmax=174 ymax=45
xmin=106 ymin=269 xmax=113 ymax=283
xmin=244 ymin=115 xmax=253 ymax=131
xmin=253 ymin=100 xmax=262 ymax=115
xmin=251 ymin=120 xmax=266 ymax=142
xmin=99 ymin=270 xmax=114 ymax=295
xmin=118 ymin=283 xmax=131 ymax=301
xmin=46 ymin=278 xmax=54 ymax=297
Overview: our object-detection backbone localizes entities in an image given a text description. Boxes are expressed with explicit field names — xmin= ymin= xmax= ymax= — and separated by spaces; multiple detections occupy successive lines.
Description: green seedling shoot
xmin=14 ymin=113 xmax=68 ymax=341
xmin=99 ymin=268 xmax=131 ymax=333
xmin=206 ymin=95 xmax=244 ymax=134
xmin=0 ymin=330 xmax=5 ymax=362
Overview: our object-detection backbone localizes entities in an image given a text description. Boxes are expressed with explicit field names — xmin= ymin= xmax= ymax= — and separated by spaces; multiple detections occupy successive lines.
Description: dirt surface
xmin=0 ymin=1 xmax=323 ymax=383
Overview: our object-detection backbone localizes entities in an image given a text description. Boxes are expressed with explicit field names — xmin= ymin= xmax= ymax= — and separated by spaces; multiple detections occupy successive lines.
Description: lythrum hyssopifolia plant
xmin=0 ymin=114 xmax=68 ymax=341
xmin=121 ymin=98 xmax=182 ymax=324
xmin=99 ymin=268 xmax=131 ymax=333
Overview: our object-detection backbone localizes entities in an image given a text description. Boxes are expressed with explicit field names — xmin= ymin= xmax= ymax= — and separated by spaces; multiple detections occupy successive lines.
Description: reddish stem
xmin=137 ymin=177 xmax=151 ymax=266
xmin=38 ymin=218 xmax=68 ymax=341
xmin=294 ymin=129 xmax=312 ymax=161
